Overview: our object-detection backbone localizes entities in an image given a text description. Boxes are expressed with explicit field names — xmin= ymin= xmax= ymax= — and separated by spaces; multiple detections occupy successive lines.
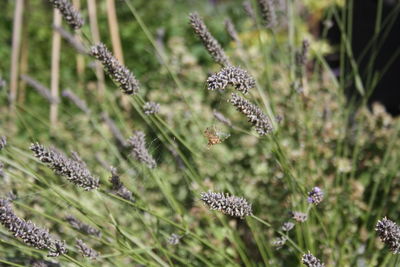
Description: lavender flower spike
xmin=257 ymin=0 xmax=277 ymax=29
xmin=127 ymin=131 xmax=157 ymax=169
xmin=30 ymin=143 xmax=99 ymax=190
xmin=90 ymin=43 xmax=140 ymax=95
xmin=101 ymin=112 xmax=128 ymax=148
xmin=229 ymin=93 xmax=273 ymax=135
xmin=76 ymin=239 xmax=99 ymax=259
xmin=143 ymin=101 xmax=160 ymax=115
xmin=48 ymin=0 xmax=84 ymax=30
xmin=65 ymin=215 xmax=101 ymax=237
xmin=376 ymin=217 xmax=400 ymax=254
xmin=109 ymin=167 xmax=135 ymax=202
xmin=291 ymin=211 xmax=308 ymax=223
xmin=189 ymin=12 xmax=230 ymax=66
xmin=225 ymin=18 xmax=240 ymax=44
xmin=0 ymin=198 xmax=67 ymax=257
xmin=21 ymin=75 xmax=59 ymax=104
xmin=307 ymin=187 xmax=324 ymax=205
xmin=207 ymin=66 xmax=255 ymax=94
xmin=200 ymin=191 xmax=252 ymax=218
xmin=0 ymin=136 xmax=6 ymax=150
xmin=213 ymin=109 xmax=232 ymax=127
xmin=301 ymin=252 xmax=325 ymax=267
xmin=62 ymin=89 xmax=90 ymax=114
xmin=281 ymin=221 xmax=295 ymax=232
xmin=296 ymin=39 xmax=310 ymax=67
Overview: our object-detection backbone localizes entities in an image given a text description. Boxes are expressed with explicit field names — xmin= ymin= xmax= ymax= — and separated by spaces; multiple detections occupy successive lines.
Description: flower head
xmin=48 ymin=0 xmax=84 ymax=30
xmin=0 ymin=198 xmax=67 ymax=257
xmin=30 ymin=143 xmax=99 ymax=190
xmin=225 ymin=18 xmax=240 ymax=43
xmin=376 ymin=217 xmax=400 ymax=254
xmin=21 ymin=75 xmax=59 ymax=104
xmin=213 ymin=109 xmax=232 ymax=127
xmin=189 ymin=12 xmax=230 ymax=66
xmin=282 ymin=221 xmax=295 ymax=232
xmin=127 ymin=131 xmax=156 ymax=169
xmin=291 ymin=211 xmax=308 ymax=223
xmin=62 ymin=89 xmax=90 ymax=114
xmin=65 ymin=215 xmax=101 ymax=237
xmin=90 ymin=43 xmax=140 ymax=95
xmin=109 ymin=167 xmax=135 ymax=202
xmin=76 ymin=239 xmax=99 ymax=259
xmin=307 ymin=187 xmax=324 ymax=205
xmin=257 ymin=0 xmax=277 ymax=29
xmin=200 ymin=191 xmax=252 ymax=218
xmin=167 ymin=233 xmax=182 ymax=245
xmin=143 ymin=102 xmax=160 ymax=115
xmin=296 ymin=39 xmax=310 ymax=67
xmin=207 ymin=66 xmax=255 ymax=94
xmin=0 ymin=136 xmax=6 ymax=150
xmin=301 ymin=252 xmax=325 ymax=267
xmin=272 ymin=236 xmax=287 ymax=250
xmin=242 ymin=1 xmax=257 ymax=25
xmin=229 ymin=93 xmax=273 ymax=135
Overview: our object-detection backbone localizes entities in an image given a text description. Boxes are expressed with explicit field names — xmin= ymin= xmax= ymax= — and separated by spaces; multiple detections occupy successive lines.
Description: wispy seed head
xmin=229 ymin=93 xmax=273 ymax=135
xmin=301 ymin=252 xmax=325 ymax=267
xmin=30 ymin=143 xmax=99 ymax=190
xmin=376 ymin=217 xmax=400 ymax=254
xmin=90 ymin=43 xmax=139 ymax=95
xmin=127 ymin=131 xmax=157 ymax=169
xmin=189 ymin=12 xmax=230 ymax=66
xmin=207 ymin=66 xmax=256 ymax=94
xmin=200 ymin=191 xmax=252 ymax=218
xmin=48 ymin=0 xmax=84 ymax=30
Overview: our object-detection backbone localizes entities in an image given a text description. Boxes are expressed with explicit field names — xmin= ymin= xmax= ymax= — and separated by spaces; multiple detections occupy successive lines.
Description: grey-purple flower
xmin=307 ymin=187 xmax=324 ymax=205
xmin=207 ymin=66 xmax=255 ymax=94
xmin=376 ymin=217 xmax=400 ymax=254
xmin=90 ymin=43 xmax=140 ymax=95
xmin=30 ymin=143 xmax=99 ymax=190
xmin=200 ymin=191 xmax=252 ymax=218
xmin=127 ymin=131 xmax=157 ymax=169
xmin=76 ymin=239 xmax=99 ymax=259
xmin=229 ymin=93 xmax=273 ymax=135
xmin=0 ymin=198 xmax=67 ymax=257
xmin=48 ymin=0 xmax=84 ymax=30
xmin=301 ymin=252 xmax=325 ymax=267
xmin=189 ymin=12 xmax=230 ymax=66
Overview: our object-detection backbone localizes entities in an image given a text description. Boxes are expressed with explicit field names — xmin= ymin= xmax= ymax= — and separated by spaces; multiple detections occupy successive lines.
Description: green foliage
xmin=1 ymin=0 xmax=400 ymax=266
